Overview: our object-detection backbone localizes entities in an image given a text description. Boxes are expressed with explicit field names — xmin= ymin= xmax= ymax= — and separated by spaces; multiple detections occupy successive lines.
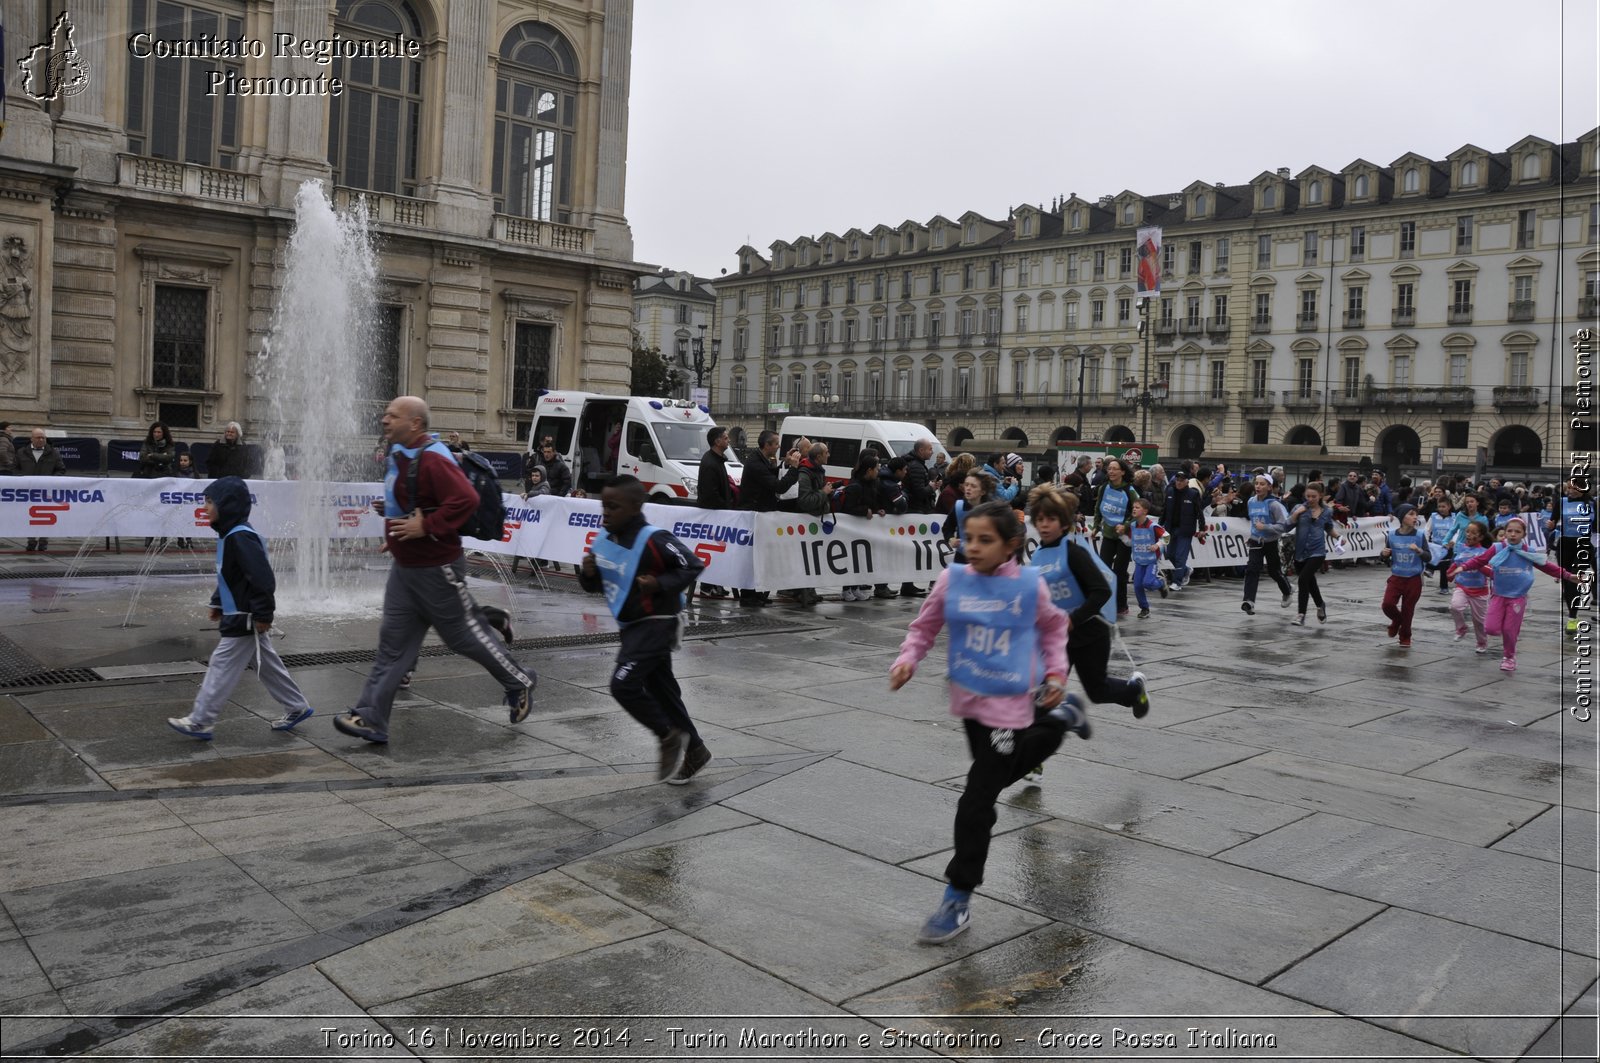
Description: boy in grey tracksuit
xmin=167 ymin=477 xmax=314 ymax=740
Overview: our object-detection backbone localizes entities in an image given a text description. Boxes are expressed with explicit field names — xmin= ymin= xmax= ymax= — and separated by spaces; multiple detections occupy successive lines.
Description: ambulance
xmin=529 ymin=392 xmax=741 ymax=501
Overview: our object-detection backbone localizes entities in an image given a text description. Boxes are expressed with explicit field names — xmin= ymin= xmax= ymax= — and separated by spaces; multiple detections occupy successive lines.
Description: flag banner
xmin=1135 ymin=225 xmax=1162 ymax=299
xmin=0 ymin=478 xmax=1402 ymax=587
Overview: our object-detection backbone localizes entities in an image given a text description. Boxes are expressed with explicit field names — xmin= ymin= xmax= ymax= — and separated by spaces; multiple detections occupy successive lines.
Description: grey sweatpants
xmin=354 ymin=557 xmax=535 ymax=730
xmin=191 ymin=631 xmax=311 ymax=727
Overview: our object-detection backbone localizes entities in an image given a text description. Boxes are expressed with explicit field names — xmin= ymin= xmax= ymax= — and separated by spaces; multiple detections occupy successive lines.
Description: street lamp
xmin=811 ymin=387 xmax=838 ymax=415
xmin=1129 ymin=300 xmax=1168 ymax=442
xmin=691 ymin=323 xmax=721 ymax=389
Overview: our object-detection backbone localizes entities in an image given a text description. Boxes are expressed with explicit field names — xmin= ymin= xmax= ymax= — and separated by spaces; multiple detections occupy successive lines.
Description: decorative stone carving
xmin=0 ymin=236 xmax=37 ymax=387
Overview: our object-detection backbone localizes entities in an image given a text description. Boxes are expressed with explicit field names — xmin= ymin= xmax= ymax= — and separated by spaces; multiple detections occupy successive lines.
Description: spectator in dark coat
xmin=529 ymin=440 xmax=572 ymax=497
xmin=206 ymin=421 xmax=250 ymax=479
xmin=136 ymin=422 xmax=178 ymax=479
xmin=0 ymin=421 xmax=16 ymax=475
xmin=1162 ymin=469 xmax=1206 ymax=589
xmin=736 ymin=429 xmax=800 ymax=606
xmin=904 ymin=440 xmax=937 ymax=513
xmin=694 ymin=427 xmax=735 ymax=598
xmin=19 ymin=428 xmax=66 ymax=551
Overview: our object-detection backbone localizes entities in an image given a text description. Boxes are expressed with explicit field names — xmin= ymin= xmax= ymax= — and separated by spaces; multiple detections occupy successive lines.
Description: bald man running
xmin=334 ymin=396 xmax=537 ymax=743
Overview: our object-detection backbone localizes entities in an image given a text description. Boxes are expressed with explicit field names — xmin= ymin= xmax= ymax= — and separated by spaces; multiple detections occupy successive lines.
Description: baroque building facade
xmin=0 ymin=0 xmax=637 ymax=447
xmin=714 ymin=131 xmax=1598 ymax=475
xmin=633 ymin=268 xmax=716 ymax=397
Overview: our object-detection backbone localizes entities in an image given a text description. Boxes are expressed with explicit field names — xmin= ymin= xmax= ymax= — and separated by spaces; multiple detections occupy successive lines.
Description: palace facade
xmin=713 ymin=131 xmax=1598 ymax=475
xmin=0 ymin=0 xmax=637 ymax=447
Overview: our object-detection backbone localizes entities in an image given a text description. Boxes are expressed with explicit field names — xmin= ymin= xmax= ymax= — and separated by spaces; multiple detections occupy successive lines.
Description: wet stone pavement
xmin=0 ymin=543 xmax=1593 ymax=1061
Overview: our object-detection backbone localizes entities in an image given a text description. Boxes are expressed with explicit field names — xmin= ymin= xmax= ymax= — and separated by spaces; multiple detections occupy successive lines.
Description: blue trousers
xmin=1169 ymin=534 xmax=1194 ymax=584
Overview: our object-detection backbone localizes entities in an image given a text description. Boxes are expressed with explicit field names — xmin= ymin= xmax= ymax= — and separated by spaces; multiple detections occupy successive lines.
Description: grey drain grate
xmin=0 ymin=667 xmax=101 ymax=688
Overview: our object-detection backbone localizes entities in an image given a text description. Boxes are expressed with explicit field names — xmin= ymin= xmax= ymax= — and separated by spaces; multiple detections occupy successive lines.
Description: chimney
xmin=1276 ymin=167 xmax=1291 ymax=179
xmin=1168 ymin=195 xmax=1182 ymax=209
xmin=1097 ymin=195 xmax=1113 ymax=208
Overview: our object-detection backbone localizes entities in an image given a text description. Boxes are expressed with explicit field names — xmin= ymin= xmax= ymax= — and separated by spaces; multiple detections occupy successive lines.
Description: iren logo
xmin=18 ymin=12 xmax=91 ymax=103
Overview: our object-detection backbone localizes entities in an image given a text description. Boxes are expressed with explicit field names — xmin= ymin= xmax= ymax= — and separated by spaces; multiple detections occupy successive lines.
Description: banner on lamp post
xmin=1136 ymin=226 xmax=1162 ymax=300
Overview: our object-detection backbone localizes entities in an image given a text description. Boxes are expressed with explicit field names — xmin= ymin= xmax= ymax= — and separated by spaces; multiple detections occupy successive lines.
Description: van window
xmin=625 ymin=422 xmax=657 ymax=462
xmin=532 ymin=416 xmax=576 ymax=453
xmin=864 ymin=441 xmax=891 ymax=461
xmin=783 ymin=433 xmax=859 ymax=468
xmin=653 ymin=422 xmax=715 ymax=462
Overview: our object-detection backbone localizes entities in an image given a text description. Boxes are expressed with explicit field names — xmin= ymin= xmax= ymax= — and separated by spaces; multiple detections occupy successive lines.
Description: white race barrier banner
xmin=2 ymin=477 xmax=1399 ymax=587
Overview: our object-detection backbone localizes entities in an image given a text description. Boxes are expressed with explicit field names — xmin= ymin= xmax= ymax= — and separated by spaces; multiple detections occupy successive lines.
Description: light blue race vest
xmin=591 ymin=525 xmax=663 ymax=619
xmin=1098 ymin=486 xmax=1130 ymax=527
xmin=1452 ymin=544 xmax=1488 ymax=590
xmin=953 ymin=499 xmax=969 ymax=548
xmin=945 ymin=564 xmax=1041 ymax=695
xmin=1488 ymin=545 xmax=1541 ymax=599
xmin=214 ymin=523 xmax=260 ymax=616
xmin=385 ymin=440 xmax=455 ymax=517
xmin=1131 ymin=520 xmax=1161 ymax=565
xmin=1562 ymin=500 xmax=1593 ymax=538
xmin=1494 ymin=512 xmax=1515 ymax=529
xmin=1247 ymin=496 xmax=1273 ymax=541
xmin=1428 ymin=516 xmax=1454 ymax=546
xmin=1029 ymin=537 xmax=1118 ymax=626
xmin=1386 ymin=530 xmax=1427 ymax=578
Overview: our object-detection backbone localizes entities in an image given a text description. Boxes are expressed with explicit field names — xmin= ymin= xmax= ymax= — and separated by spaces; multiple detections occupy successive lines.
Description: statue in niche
xmin=0 ymin=236 xmax=36 ymax=387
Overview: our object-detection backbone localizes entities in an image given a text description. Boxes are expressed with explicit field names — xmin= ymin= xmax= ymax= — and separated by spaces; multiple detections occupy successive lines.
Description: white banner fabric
xmin=1 ymin=478 xmax=1397 ymax=587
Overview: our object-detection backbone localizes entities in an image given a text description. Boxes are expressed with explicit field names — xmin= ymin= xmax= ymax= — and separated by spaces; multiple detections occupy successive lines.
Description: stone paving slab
xmin=564 ymin=822 xmax=1049 ymax=1003
xmin=1147 ymin=678 xmax=1403 ymax=727
xmin=722 ymin=756 xmax=1048 ymax=864
xmin=846 ymin=922 xmax=1443 ymax=1059
xmin=1357 ymin=706 xmax=1598 ymax=767
xmin=745 ymin=708 xmax=974 ymax=783
xmin=994 ymin=756 xmax=1312 ymax=855
xmin=1491 ymin=804 xmax=1598 ymax=871
xmin=0 ymin=696 xmax=52 ymax=744
xmin=1168 ymin=706 xmax=1463 ymax=774
xmin=0 ymin=823 xmax=222 ymax=892
xmin=1188 ymin=750 xmax=1548 ymax=844
xmin=228 ymin=827 xmax=451 ymax=892
xmin=1049 ymin=715 xmax=1261 ymax=780
xmin=1219 ymin=812 xmax=1595 ymax=956
xmin=1521 ymin=977 xmax=1598 ymax=1063
xmin=276 ymin=859 xmax=475 ymax=933
xmin=99 ymin=746 xmax=374 ymax=788
xmin=316 ymin=870 xmax=665 ymax=1006
xmin=905 ymin=817 xmax=1383 ymax=985
xmin=1407 ymin=746 xmax=1598 ymax=811
xmin=1264 ymin=907 xmax=1593 ymax=1058
xmin=2 ymin=855 xmax=257 ymax=937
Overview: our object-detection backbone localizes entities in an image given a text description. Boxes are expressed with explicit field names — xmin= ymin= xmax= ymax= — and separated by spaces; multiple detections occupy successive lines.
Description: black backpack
xmin=406 ymin=447 xmax=507 ymax=542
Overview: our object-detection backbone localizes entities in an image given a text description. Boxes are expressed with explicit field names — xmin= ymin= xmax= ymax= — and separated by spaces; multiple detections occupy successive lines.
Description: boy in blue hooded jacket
xmin=168 ymin=476 xmax=315 ymax=740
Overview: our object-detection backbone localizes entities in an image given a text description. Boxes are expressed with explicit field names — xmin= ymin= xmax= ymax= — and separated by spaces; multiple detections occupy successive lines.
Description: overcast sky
xmin=625 ymin=0 xmax=1599 ymax=279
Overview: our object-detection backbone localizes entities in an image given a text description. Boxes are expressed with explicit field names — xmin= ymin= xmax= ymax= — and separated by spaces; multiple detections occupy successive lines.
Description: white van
xmin=530 ymin=392 xmax=742 ymax=501
xmin=778 ymin=416 xmax=948 ymax=484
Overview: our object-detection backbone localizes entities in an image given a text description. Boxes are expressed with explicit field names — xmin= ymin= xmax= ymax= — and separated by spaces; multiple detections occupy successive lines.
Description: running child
xmin=1127 ymin=498 xmax=1166 ymax=620
xmin=1091 ymin=458 xmax=1140 ymax=618
xmin=1426 ymin=495 xmax=1461 ymax=594
xmin=578 ymin=475 xmax=711 ymax=782
xmin=944 ymin=470 xmax=998 ymax=565
xmin=890 ymin=500 xmax=1084 ymax=944
xmin=168 ymin=477 xmax=316 ymax=739
xmin=1380 ymin=505 xmax=1429 ymax=647
xmin=1449 ymin=519 xmax=1493 ymax=654
xmin=1493 ymin=497 xmax=1517 ymax=535
xmin=1026 ymin=484 xmax=1150 ymax=723
xmin=1449 ymin=515 xmax=1582 ymax=672
xmin=1287 ymin=482 xmax=1338 ymax=626
xmin=1241 ymin=474 xmax=1292 ymax=614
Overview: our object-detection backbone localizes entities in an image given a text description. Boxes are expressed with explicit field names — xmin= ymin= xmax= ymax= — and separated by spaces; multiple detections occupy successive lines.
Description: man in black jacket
xmin=904 ymin=440 xmax=936 ymax=513
xmin=695 ymin=427 xmax=735 ymax=597
xmin=206 ymin=422 xmax=250 ymax=479
xmin=532 ymin=440 xmax=573 ymax=498
xmin=1162 ymin=468 xmax=1206 ymax=590
xmin=737 ymin=429 xmax=799 ymax=605
xmin=19 ymin=428 xmax=67 ymax=551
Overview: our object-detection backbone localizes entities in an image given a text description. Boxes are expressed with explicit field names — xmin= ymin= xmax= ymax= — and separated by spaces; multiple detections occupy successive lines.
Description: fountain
xmin=257 ymin=180 xmax=383 ymax=608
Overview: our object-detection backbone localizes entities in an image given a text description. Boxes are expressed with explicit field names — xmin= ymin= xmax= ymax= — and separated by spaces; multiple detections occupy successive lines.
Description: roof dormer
xmin=1013 ymin=204 xmax=1039 ymax=239
xmin=958 ymin=211 xmax=993 ymax=245
xmin=928 ymin=215 xmax=955 ymax=250
xmin=768 ymin=239 xmax=792 ymax=271
xmin=819 ymin=232 xmax=842 ymax=264
xmin=1251 ymin=170 xmax=1291 ymax=213
xmin=899 ymin=220 xmax=925 ymax=253
xmin=1061 ymin=194 xmax=1093 ymax=233
xmin=1391 ymin=152 xmax=1437 ymax=198
xmin=1507 ymin=134 xmax=1557 ymax=184
xmin=737 ymin=244 xmax=767 ymax=276
xmin=1296 ymin=165 xmax=1336 ymax=210
xmin=1341 ymin=158 xmax=1383 ymax=205
xmin=1446 ymin=144 xmax=1491 ymax=193
xmin=842 ymin=228 xmax=867 ymax=261
xmin=1181 ymin=180 xmax=1217 ymax=221
xmin=870 ymin=224 xmax=896 ymax=257
xmin=1582 ymin=127 xmax=1600 ymax=178
xmin=1113 ymin=191 xmax=1144 ymax=228
xmin=792 ymin=235 xmax=818 ymax=268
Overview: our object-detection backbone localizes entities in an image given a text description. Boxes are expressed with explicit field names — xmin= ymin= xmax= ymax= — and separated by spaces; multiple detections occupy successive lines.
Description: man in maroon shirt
xmin=334 ymin=396 xmax=537 ymax=744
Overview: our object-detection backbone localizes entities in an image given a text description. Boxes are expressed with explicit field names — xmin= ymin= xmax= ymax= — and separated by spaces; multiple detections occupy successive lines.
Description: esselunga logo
xmin=670 ymin=521 xmax=752 ymax=546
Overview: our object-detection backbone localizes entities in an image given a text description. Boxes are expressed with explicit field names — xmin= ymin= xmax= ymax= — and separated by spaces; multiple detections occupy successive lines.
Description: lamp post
xmin=811 ymin=385 xmax=838 ymax=416
xmin=691 ymin=323 xmax=721 ymax=389
xmin=1127 ymin=299 xmax=1167 ymax=443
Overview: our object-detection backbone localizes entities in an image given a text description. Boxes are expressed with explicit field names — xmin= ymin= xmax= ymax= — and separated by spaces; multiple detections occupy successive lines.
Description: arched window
xmin=126 ymin=1 xmax=246 ymax=167
xmin=494 ymin=21 xmax=580 ymax=221
xmin=1122 ymin=204 xmax=1134 ymax=224
xmin=328 ymin=0 xmax=424 ymax=195
xmin=1461 ymin=160 xmax=1478 ymax=186
xmin=1194 ymin=194 xmax=1206 ymax=216
xmin=1070 ymin=208 xmax=1081 ymax=228
xmin=1522 ymin=153 xmax=1541 ymax=180
xmin=1354 ymin=174 xmax=1369 ymax=199
xmin=1262 ymin=186 xmax=1276 ymax=209
xmin=1308 ymin=180 xmax=1322 ymax=204
xmin=1403 ymin=167 xmax=1419 ymax=193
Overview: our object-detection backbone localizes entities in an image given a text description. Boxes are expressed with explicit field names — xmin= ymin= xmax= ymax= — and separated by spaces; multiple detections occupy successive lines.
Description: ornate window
xmin=328 ymin=1 xmax=424 ymax=196
xmin=152 ymin=287 xmax=208 ymax=389
xmin=126 ymin=0 xmax=245 ymax=167
xmin=494 ymin=22 xmax=580 ymax=221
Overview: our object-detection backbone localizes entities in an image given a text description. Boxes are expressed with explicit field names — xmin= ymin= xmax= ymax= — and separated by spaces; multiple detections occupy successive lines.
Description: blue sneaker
xmin=917 ymin=886 xmax=972 ymax=944
xmin=506 ymin=673 xmax=538 ymax=724
xmin=1048 ymin=694 xmax=1092 ymax=740
xmin=167 ymin=716 xmax=214 ymax=741
xmin=271 ymin=707 xmax=314 ymax=731
xmin=333 ymin=712 xmax=388 ymax=744
xmin=1128 ymin=672 xmax=1150 ymax=720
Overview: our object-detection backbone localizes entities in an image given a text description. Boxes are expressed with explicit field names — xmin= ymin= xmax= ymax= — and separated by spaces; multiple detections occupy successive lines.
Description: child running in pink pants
xmin=1448 ymin=516 xmax=1582 ymax=673
xmin=1449 ymin=520 xmax=1493 ymax=654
